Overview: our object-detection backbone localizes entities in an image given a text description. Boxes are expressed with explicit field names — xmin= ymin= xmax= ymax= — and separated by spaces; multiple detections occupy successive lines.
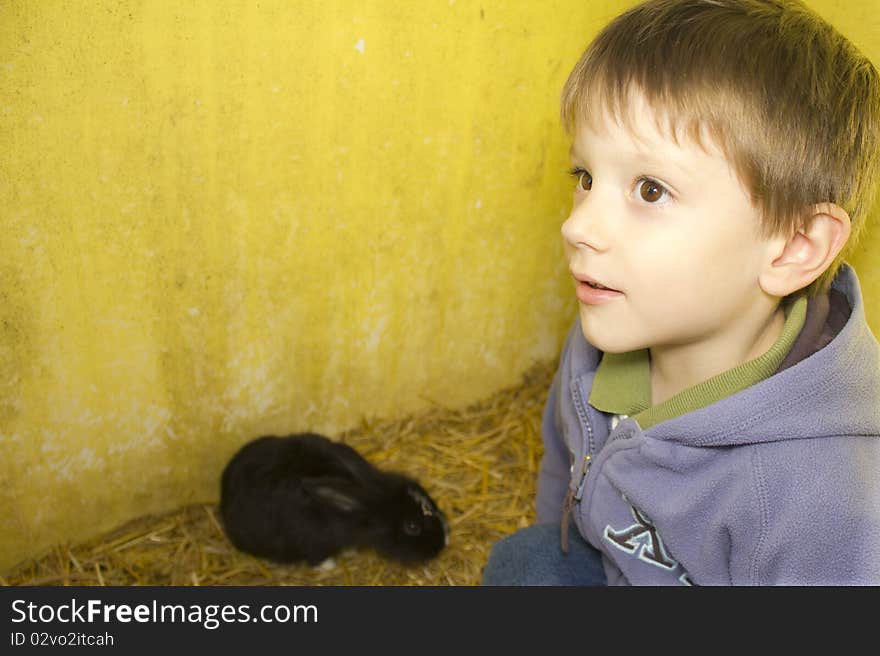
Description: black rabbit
xmin=219 ymin=432 xmax=448 ymax=566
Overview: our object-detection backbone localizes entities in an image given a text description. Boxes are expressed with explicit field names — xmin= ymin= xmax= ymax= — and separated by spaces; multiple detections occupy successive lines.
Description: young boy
xmin=483 ymin=0 xmax=880 ymax=585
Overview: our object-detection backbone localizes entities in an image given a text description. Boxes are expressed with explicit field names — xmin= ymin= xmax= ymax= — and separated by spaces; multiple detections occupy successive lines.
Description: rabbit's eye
xmin=402 ymin=519 xmax=422 ymax=536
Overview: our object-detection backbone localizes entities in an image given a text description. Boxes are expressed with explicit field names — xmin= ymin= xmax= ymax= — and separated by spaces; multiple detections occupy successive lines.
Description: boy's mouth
xmin=572 ymin=271 xmax=621 ymax=293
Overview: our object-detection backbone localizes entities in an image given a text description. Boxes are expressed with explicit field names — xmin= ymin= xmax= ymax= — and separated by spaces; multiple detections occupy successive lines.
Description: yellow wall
xmin=1 ymin=0 xmax=878 ymax=573
xmin=822 ymin=0 xmax=880 ymax=309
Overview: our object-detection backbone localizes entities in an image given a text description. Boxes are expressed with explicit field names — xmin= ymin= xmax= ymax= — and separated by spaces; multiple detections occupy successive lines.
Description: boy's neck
xmin=648 ymin=304 xmax=786 ymax=406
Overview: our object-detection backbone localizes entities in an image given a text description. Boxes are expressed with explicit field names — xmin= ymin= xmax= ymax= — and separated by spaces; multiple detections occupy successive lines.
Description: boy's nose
xmin=561 ymin=195 xmax=609 ymax=252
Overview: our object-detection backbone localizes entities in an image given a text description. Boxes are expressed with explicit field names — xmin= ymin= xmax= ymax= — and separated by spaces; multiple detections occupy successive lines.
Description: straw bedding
xmin=3 ymin=361 xmax=554 ymax=586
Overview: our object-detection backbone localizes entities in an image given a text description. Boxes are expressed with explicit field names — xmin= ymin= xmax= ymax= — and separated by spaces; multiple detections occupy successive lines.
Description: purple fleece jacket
xmin=535 ymin=264 xmax=880 ymax=585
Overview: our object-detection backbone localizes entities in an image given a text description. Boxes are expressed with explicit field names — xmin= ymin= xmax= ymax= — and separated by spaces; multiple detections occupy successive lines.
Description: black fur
xmin=219 ymin=433 xmax=448 ymax=565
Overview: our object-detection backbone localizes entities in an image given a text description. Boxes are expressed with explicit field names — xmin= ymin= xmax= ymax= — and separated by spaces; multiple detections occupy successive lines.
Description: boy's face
xmin=562 ymin=89 xmax=776 ymax=354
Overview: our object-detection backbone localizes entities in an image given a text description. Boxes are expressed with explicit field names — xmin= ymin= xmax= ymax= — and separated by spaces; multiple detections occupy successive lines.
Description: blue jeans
xmin=481 ymin=522 xmax=607 ymax=586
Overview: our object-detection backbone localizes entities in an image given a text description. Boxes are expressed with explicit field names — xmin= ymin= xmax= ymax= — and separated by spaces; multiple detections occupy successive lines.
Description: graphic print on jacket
xmin=604 ymin=498 xmax=693 ymax=586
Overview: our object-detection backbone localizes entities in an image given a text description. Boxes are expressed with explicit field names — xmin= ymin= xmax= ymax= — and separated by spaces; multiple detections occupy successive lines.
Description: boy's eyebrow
xmin=568 ymin=142 xmax=698 ymax=182
xmin=633 ymin=152 xmax=697 ymax=180
xmin=568 ymin=128 xmax=730 ymax=180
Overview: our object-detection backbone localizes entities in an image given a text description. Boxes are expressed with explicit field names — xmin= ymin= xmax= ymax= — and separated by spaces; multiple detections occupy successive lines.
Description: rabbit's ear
xmin=302 ymin=478 xmax=364 ymax=513
xmin=325 ymin=441 xmax=378 ymax=484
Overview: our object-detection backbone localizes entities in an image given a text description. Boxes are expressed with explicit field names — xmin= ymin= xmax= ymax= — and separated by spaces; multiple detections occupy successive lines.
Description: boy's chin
xmin=578 ymin=316 xmax=643 ymax=354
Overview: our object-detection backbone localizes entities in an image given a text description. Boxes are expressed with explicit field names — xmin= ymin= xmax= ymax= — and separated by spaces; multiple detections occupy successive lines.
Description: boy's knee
xmin=481 ymin=524 xmax=559 ymax=586
xmin=482 ymin=532 xmax=530 ymax=586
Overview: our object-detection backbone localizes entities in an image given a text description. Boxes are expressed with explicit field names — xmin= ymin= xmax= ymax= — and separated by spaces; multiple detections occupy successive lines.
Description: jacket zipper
xmin=570 ymin=376 xmax=596 ymax=502
xmin=574 ymin=454 xmax=592 ymax=501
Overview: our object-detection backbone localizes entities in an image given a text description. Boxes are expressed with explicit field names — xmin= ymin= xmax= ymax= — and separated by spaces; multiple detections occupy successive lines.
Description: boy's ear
xmin=758 ymin=202 xmax=851 ymax=297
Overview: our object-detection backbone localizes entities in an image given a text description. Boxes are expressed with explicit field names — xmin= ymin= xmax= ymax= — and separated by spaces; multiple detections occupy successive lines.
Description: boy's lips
xmin=571 ymin=271 xmax=621 ymax=293
xmin=571 ymin=271 xmax=624 ymax=305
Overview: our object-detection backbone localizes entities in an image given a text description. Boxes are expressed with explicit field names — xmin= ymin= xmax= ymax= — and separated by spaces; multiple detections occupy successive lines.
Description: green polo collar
xmin=588 ymin=295 xmax=808 ymax=429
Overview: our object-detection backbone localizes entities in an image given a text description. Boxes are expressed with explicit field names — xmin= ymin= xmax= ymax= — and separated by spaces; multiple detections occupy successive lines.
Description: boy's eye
xmin=637 ymin=178 xmax=668 ymax=203
xmin=569 ymin=168 xmax=592 ymax=191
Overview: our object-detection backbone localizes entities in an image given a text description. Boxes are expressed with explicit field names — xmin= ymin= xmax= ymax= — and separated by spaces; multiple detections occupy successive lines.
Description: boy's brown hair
xmin=560 ymin=0 xmax=880 ymax=296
